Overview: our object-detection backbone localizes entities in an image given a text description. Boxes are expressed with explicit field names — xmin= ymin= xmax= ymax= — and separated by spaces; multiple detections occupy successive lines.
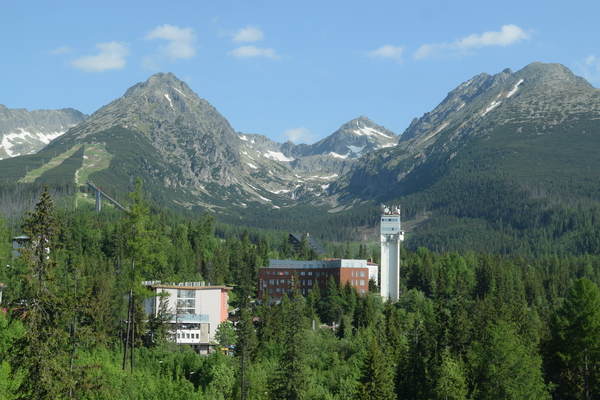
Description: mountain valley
xmin=1 ymin=62 xmax=600 ymax=255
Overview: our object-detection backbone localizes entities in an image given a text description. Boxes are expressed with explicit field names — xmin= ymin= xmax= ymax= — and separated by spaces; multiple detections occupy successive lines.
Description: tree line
xmin=1 ymin=184 xmax=600 ymax=398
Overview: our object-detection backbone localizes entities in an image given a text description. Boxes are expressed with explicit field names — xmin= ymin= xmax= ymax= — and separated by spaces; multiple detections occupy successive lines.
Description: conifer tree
xmin=384 ymin=300 xmax=405 ymax=363
xmin=469 ymin=320 xmax=550 ymax=400
xmin=280 ymin=234 xmax=293 ymax=259
xmin=122 ymin=178 xmax=162 ymax=372
xmin=324 ymin=275 xmax=344 ymax=324
xmin=271 ymin=274 xmax=309 ymax=399
xmin=551 ymin=277 xmax=600 ymax=400
xmin=305 ymin=279 xmax=321 ymax=322
xmin=359 ymin=334 xmax=396 ymax=400
xmin=432 ymin=348 xmax=467 ymax=400
xmin=236 ymin=256 xmax=257 ymax=400
xmin=298 ymin=234 xmax=310 ymax=260
xmin=14 ymin=186 xmax=70 ymax=398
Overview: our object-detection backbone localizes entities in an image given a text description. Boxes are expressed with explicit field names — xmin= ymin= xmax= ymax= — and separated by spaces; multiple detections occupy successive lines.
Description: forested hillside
xmin=1 ymin=186 xmax=600 ymax=399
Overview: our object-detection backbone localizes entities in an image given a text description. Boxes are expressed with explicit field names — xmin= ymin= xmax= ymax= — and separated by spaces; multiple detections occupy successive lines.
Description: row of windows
xmin=264 ymin=270 xmax=328 ymax=276
xmin=266 ymin=286 xmax=365 ymax=299
xmin=264 ymin=270 xmax=365 ymax=277
xmin=268 ymin=279 xmax=292 ymax=285
xmin=268 ymin=288 xmax=295 ymax=294
xmin=266 ymin=279 xmax=324 ymax=286
xmin=264 ymin=278 xmax=365 ymax=288
xmin=177 ymin=333 xmax=200 ymax=339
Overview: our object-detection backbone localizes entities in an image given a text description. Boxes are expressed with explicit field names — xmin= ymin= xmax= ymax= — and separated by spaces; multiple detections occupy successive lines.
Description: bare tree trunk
xmin=122 ymin=288 xmax=132 ymax=371
xmin=130 ymin=259 xmax=135 ymax=374
xmin=131 ymin=291 xmax=135 ymax=373
xmin=68 ymin=271 xmax=78 ymax=398
xmin=585 ymin=347 xmax=589 ymax=400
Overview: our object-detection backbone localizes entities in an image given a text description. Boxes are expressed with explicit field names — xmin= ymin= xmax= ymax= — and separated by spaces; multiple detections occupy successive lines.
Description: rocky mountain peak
xmin=399 ymin=62 xmax=596 ymax=146
xmin=122 ymin=72 xmax=194 ymax=101
xmin=334 ymin=62 xmax=600 ymax=206
xmin=515 ymin=62 xmax=592 ymax=88
xmin=305 ymin=116 xmax=398 ymax=159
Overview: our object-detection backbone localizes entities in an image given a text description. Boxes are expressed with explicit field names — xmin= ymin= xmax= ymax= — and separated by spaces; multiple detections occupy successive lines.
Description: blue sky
xmin=2 ymin=0 xmax=600 ymax=144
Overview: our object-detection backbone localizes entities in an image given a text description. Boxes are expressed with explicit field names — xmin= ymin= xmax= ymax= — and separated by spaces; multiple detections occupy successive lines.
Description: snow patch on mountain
xmin=164 ymin=94 xmax=174 ymax=109
xmin=348 ymin=145 xmax=365 ymax=154
xmin=329 ymin=152 xmax=350 ymax=159
xmin=264 ymin=150 xmax=294 ymax=162
xmin=354 ymin=126 xmax=393 ymax=138
xmin=1 ymin=129 xmax=66 ymax=158
xmin=507 ymin=78 xmax=524 ymax=98
xmin=433 ymin=122 xmax=449 ymax=135
xmin=172 ymin=87 xmax=187 ymax=98
xmin=482 ymin=100 xmax=502 ymax=116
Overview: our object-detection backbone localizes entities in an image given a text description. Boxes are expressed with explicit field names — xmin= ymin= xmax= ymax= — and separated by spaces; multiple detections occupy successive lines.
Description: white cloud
xmin=71 ymin=42 xmax=129 ymax=72
xmin=368 ymin=45 xmax=405 ymax=63
xmin=415 ymin=24 xmax=531 ymax=60
xmin=576 ymin=55 xmax=600 ymax=82
xmin=232 ymin=25 xmax=264 ymax=43
xmin=229 ymin=45 xmax=280 ymax=60
xmin=145 ymin=24 xmax=196 ymax=60
xmin=284 ymin=127 xmax=318 ymax=144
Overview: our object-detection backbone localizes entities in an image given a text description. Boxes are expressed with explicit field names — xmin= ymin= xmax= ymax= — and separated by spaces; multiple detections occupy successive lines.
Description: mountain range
xmin=1 ymin=62 xmax=599 ymax=255
xmin=0 ymin=106 xmax=87 ymax=159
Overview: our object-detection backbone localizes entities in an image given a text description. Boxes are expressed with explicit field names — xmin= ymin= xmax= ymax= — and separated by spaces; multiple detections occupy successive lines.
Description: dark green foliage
xmin=469 ymin=320 xmax=550 ymax=400
xmin=359 ymin=334 xmax=396 ymax=400
xmin=550 ymin=278 xmax=600 ymax=400
xmin=6 ymin=179 xmax=600 ymax=399
xmin=271 ymin=281 xmax=310 ymax=400
xmin=12 ymin=186 xmax=71 ymax=398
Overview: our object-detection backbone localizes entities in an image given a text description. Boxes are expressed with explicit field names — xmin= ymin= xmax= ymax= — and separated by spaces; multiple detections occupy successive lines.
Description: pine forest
xmin=2 ymin=183 xmax=600 ymax=400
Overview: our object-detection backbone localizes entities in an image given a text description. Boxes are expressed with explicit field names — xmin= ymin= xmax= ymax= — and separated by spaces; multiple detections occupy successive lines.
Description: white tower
xmin=380 ymin=205 xmax=404 ymax=302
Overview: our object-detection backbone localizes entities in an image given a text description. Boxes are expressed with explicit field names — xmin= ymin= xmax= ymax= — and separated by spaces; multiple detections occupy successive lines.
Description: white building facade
xmin=380 ymin=205 xmax=404 ymax=302
xmin=144 ymin=282 xmax=232 ymax=354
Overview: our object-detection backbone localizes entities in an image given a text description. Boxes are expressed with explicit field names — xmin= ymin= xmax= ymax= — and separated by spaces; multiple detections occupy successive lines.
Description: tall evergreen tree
xmin=13 ymin=186 xmax=70 ymax=398
xmin=122 ymin=178 xmax=162 ymax=372
xmin=469 ymin=320 xmax=550 ymax=400
xmin=432 ymin=348 xmax=468 ymax=400
xmin=271 ymin=274 xmax=310 ymax=399
xmin=550 ymin=277 xmax=600 ymax=400
xmin=323 ymin=275 xmax=344 ymax=325
xmin=359 ymin=335 xmax=396 ymax=400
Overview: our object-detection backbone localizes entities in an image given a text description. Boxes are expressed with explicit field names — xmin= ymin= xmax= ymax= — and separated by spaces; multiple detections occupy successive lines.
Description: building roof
xmin=266 ymin=258 xmax=369 ymax=269
xmin=289 ymin=233 xmax=327 ymax=255
xmin=142 ymin=281 xmax=233 ymax=291
xmin=149 ymin=284 xmax=233 ymax=291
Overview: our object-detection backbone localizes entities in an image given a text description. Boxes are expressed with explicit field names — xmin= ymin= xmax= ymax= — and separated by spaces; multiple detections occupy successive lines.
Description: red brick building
xmin=258 ymin=258 xmax=377 ymax=302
